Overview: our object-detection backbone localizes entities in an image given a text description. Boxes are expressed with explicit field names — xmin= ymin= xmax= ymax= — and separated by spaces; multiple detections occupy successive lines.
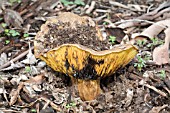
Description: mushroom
xmin=34 ymin=12 xmax=138 ymax=101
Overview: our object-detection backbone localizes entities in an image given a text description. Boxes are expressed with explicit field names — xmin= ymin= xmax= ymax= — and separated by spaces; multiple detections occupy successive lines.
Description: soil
xmin=45 ymin=22 xmax=112 ymax=51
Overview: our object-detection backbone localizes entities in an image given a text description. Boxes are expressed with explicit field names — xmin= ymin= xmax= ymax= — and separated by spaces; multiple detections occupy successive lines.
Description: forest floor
xmin=0 ymin=0 xmax=170 ymax=113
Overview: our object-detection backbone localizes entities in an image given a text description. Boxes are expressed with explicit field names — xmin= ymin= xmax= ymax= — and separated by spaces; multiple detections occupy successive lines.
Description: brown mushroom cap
xmin=34 ymin=12 xmax=138 ymax=101
xmin=34 ymin=12 xmax=106 ymax=58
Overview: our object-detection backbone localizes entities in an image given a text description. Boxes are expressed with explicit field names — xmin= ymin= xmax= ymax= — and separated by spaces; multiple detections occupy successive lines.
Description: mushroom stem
xmin=72 ymin=78 xmax=101 ymax=101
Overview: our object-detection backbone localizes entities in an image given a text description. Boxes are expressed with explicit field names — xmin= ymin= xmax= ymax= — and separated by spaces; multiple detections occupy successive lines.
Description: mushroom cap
xmin=34 ymin=12 xmax=104 ymax=58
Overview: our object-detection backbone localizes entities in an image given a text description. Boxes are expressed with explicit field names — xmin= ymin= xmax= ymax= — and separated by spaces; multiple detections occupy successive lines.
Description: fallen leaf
xmin=9 ymin=82 xmax=24 ymax=106
xmin=23 ymin=85 xmax=35 ymax=96
xmin=0 ymin=53 xmax=7 ymax=66
xmin=135 ymin=19 xmax=168 ymax=40
xmin=153 ymin=45 xmax=169 ymax=65
xmin=153 ymin=28 xmax=170 ymax=65
xmin=21 ymin=48 xmax=37 ymax=65
xmin=4 ymin=9 xmax=23 ymax=28
xmin=134 ymin=19 xmax=170 ymax=65
xmin=9 ymin=89 xmax=18 ymax=106
xmin=25 ymin=74 xmax=45 ymax=85
xmin=124 ymin=88 xmax=134 ymax=107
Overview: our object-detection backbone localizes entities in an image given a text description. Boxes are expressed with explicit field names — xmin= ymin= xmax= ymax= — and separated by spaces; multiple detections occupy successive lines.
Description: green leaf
xmin=5 ymin=29 xmax=9 ymax=33
xmin=5 ymin=40 xmax=10 ymax=44
xmin=25 ymin=66 xmax=31 ymax=72
xmin=134 ymin=56 xmax=146 ymax=72
xmin=103 ymin=22 xmax=108 ymax=25
xmin=1 ymin=23 xmax=7 ymax=28
xmin=24 ymin=33 xmax=29 ymax=37
xmin=9 ymin=0 xmax=21 ymax=4
xmin=9 ymin=29 xmax=16 ymax=34
xmin=4 ymin=29 xmax=10 ymax=36
xmin=60 ymin=0 xmax=74 ymax=6
xmin=65 ymin=102 xmax=76 ymax=108
xmin=31 ymin=109 xmax=36 ymax=113
xmin=159 ymin=70 xmax=166 ymax=79
xmin=109 ymin=36 xmax=116 ymax=44
xmin=9 ymin=30 xmax=20 ymax=37
xmin=134 ymin=63 xmax=137 ymax=67
xmin=74 ymin=0 xmax=85 ymax=5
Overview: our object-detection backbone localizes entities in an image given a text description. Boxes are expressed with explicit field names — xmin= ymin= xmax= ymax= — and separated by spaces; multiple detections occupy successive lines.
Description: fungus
xmin=34 ymin=12 xmax=138 ymax=101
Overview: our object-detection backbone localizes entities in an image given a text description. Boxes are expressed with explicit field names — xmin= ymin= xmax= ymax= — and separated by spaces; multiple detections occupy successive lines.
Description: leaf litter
xmin=0 ymin=0 xmax=170 ymax=113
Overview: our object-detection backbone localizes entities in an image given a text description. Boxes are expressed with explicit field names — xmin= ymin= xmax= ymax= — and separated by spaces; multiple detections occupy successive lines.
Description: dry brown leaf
xmin=136 ymin=20 xmax=168 ymax=39
xmin=153 ymin=45 xmax=169 ymax=65
xmin=134 ymin=19 xmax=170 ymax=65
xmin=124 ymin=88 xmax=134 ymax=107
xmin=9 ymin=89 xmax=18 ymax=106
xmin=153 ymin=27 xmax=170 ymax=65
xmin=21 ymin=48 xmax=37 ymax=65
xmin=4 ymin=9 xmax=23 ymax=28
xmin=25 ymin=74 xmax=45 ymax=85
xmin=9 ymin=82 xmax=24 ymax=106
xmin=0 ymin=53 xmax=7 ymax=66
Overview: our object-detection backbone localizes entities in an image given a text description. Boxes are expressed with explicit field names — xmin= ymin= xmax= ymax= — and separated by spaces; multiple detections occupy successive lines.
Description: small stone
xmin=37 ymin=61 xmax=46 ymax=68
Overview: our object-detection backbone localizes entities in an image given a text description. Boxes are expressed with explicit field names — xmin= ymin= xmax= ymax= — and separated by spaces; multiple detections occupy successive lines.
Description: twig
xmin=149 ymin=104 xmax=168 ymax=113
xmin=109 ymin=1 xmax=142 ymax=12
xmin=115 ymin=19 xmax=155 ymax=25
xmin=85 ymin=1 xmax=96 ymax=14
xmin=147 ymin=4 xmax=154 ymax=13
xmin=94 ymin=14 xmax=107 ymax=21
xmin=117 ymin=19 xmax=167 ymax=29
xmin=114 ymin=2 xmax=170 ymax=28
xmin=127 ymin=73 xmax=143 ymax=80
xmin=95 ymin=9 xmax=111 ymax=13
xmin=144 ymin=84 xmax=167 ymax=97
xmin=0 ymin=109 xmax=22 ymax=113
xmin=39 ymin=97 xmax=61 ymax=111
xmin=163 ymin=87 xmax=170 ymax=95
xmin=0 ymin=47 xmax=34 ymax=70
xmin=66 ymin=4 xmax=77 ymax=11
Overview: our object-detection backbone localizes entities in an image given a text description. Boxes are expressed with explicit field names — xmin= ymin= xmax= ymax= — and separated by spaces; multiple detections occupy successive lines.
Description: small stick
xmin=144 ymin=84 xmax=167 ymax=97
xmin=109 ymin=1 xmax=142 ymax=12
xmin=0 ymin=47 xmax=34 ymax=70
xmin=163 ymin=87 xmax=170 ymax=95
xmin=85 ymin=1 xmax=96 ymax=14
xmin=95 ymin=9 xmax=111 ymax=13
